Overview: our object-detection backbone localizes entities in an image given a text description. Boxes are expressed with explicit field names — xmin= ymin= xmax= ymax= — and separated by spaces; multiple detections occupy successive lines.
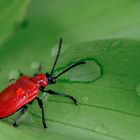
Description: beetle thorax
xmin=31 ymin=74 xmax=48 ymax=88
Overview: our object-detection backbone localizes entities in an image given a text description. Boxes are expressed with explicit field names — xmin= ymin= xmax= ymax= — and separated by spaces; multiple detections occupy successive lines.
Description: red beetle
xmin=0 ymin=38 xmax=85 ymax=128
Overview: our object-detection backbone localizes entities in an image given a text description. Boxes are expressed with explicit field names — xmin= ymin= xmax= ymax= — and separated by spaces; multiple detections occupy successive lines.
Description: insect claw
xmin=43 ymin=124 xmax=47 ymax=128
xmin=13 ymin=123 xmax=18 ymax=127
xmin=71 ymin=97 xmax=79 ymax=105
xmin=75 ymin=100 xmax=79 ymax=105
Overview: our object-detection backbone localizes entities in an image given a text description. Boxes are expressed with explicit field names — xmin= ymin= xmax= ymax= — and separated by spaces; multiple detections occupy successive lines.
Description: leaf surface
xmin=0 ymin=0 xmax=140 ymax=140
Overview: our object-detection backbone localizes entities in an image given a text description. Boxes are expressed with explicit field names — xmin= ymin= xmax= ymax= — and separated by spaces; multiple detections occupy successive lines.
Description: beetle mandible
xmin=0 ymin=38 xmax=85 ymax=128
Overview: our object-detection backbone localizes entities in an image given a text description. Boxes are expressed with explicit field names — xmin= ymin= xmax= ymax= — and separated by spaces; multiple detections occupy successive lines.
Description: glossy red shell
xmin=0 ymin=74 xmax=48 ymax=118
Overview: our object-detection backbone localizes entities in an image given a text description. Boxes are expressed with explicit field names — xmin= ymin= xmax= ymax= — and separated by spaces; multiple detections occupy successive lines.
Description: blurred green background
xmin=0 ymin=0 xmax=140 ymax=140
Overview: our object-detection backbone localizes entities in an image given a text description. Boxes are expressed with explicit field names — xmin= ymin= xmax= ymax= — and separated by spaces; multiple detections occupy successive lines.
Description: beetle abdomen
xmin=0 ymin=76 xmax=39 ymax=118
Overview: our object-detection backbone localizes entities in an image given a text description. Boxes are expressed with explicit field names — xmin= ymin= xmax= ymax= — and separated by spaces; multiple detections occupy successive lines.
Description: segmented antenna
xmin=54 ymin=61 xmax=86 ymax=79
xmin=50 ymin=38 xmax=63 ymax=75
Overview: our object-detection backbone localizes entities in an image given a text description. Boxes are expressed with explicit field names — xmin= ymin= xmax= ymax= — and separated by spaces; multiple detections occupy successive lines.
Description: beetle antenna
xmin=50 ymin=38 xmax=63 ymax=75
xmin=54 ymin=61 xmax=86 ymax=79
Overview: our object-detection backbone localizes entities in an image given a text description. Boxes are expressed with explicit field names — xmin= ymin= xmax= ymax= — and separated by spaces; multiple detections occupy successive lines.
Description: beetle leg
xmin=18 ymin=70 xmax=24 ymax=77
xmin=36 ymin=97 xmax=47 ymax=128
xmin=41 ymin=89 xmax=78 ymax=105
xmin=34 ymin=63 xmax=42 ymax=76
xmin=9 ymin=78 xmax=16 ymax=84
xmin=38 ymin=63 xmax=42 ymax=73
xmin=13 ymin=105 xmax=28 ymax=127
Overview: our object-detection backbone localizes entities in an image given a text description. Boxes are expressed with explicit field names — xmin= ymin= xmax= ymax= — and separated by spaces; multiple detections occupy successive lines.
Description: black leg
xmin=18 ymin=70 xmax=24 ymax=77
xmin=41 ymin=89 xmax=78 ymax=105
xmin=38 ymin=63 xmax=42 ymax=73
xmin=13 ymin=105 xmax=28 ymax=127
xmin=9 ymin=78 xmax=16 ymax=84
xmin=36 ymin=97 xmax=47 ymax=128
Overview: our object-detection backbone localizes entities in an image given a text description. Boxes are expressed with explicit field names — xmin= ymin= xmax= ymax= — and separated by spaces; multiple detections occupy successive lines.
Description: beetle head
xmin=46 ymin=73 xmax=56 ymax=84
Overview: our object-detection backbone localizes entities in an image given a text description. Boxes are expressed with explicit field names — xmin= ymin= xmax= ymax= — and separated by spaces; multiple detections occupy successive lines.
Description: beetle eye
xmin=47 ymin=76 xmax=56 ymax=84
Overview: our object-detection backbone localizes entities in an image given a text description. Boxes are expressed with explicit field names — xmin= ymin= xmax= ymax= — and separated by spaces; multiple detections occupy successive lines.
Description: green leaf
xmin=0 ymin=0 xmax=30 ymax=46
xmin=0 ymin=0 xmax=140 ymax=140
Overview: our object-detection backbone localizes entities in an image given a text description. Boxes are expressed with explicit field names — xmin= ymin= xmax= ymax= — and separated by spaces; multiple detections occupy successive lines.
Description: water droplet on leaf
xmin=41 ymin=92 xmax=50 ymax=102
xmin=82 ymin=96 xmax=89 ymax=102
xmin=9 ymin=70 xmax=19 ymax=80
xmin=30 ymin=62 xmax=40 ymax=70
xmin=28 ymin=116 xmax=34 ymax=123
